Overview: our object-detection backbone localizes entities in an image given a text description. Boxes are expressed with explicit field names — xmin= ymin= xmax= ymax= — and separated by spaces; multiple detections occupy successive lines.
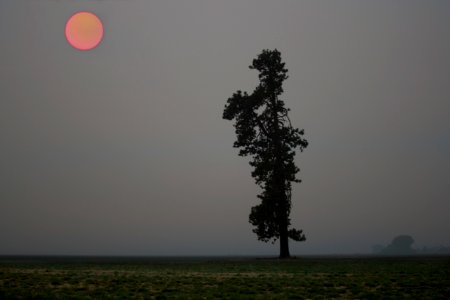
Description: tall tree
xmin=223 ymin=49 xmax=308 ymax=258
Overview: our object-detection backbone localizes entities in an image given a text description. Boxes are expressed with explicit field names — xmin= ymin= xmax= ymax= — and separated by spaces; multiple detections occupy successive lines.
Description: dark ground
xmin=1 ymin=255 xmax=449 ymax=299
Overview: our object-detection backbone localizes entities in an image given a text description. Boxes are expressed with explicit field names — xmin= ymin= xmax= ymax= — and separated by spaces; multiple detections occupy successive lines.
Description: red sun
xmin=65 ymin=12 xmax=104 ymax=51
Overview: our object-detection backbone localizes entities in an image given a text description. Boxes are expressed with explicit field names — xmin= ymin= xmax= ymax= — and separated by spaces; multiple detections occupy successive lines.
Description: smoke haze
xmin=1 ymin=0 xmax=449 ymax=255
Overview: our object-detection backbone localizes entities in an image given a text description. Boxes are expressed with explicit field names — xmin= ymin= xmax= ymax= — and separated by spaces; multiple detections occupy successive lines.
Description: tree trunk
xmin=270 ymin=94 xmax=291 ymax=259
xmin=279 ymin=220 xmax=290 ymax=258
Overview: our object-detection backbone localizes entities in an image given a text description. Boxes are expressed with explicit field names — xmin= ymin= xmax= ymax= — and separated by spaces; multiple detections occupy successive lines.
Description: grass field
xmin=0 ymin=255 xmax=449 ymax=299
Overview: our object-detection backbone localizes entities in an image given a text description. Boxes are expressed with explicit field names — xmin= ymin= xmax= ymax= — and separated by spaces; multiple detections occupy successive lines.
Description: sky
xmin=1 ymin=0 xmax=449 ymax=256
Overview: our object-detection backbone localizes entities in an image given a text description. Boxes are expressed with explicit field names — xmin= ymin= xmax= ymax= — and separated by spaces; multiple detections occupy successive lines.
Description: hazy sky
xmin=1 ymin=0 xmax=449 ymax=256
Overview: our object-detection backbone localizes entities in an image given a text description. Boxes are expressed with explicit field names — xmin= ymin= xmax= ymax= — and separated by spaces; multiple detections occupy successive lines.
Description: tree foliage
xmin=381 ymin=235 xmax=416 ymax=255
xmin=223 ymin=49 xmax=308 ymax=256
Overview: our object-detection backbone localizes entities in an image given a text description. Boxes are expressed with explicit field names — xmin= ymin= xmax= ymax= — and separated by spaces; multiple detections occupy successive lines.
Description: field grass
xmin=0 ymin=255 xmax=449 ymax=299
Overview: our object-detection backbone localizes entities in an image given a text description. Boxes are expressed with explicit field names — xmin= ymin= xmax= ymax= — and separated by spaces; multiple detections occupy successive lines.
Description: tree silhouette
xmin=223 ymin=49 xmax=308 ymax=258
xmin=382 ymin=235 xmax=416 ymax=255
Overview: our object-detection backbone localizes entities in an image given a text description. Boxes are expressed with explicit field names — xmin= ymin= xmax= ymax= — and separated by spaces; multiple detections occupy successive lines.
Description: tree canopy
xmin=223 ymin=49 xmax=308 ymax=258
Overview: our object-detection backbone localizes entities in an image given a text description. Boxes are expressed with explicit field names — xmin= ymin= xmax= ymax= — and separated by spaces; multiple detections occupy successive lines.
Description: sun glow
xmin=65 ymin=12 xmax=104 ymax=51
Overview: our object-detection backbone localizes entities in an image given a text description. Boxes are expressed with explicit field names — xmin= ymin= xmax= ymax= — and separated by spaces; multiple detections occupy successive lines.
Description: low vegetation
xmin=1 ymin=256 xmax=449 ymax=299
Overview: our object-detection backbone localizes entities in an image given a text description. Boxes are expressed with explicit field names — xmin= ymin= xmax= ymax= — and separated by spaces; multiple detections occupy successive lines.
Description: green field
xmin=1 ymin=256 xmax=449 ymax=299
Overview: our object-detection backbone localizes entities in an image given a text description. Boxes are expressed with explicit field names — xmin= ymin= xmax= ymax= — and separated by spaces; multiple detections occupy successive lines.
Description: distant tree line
xmin=372 ymin=235 xmax=450 ymax=255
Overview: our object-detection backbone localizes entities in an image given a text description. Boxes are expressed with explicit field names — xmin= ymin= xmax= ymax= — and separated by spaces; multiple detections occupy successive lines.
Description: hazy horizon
xmin=1 ymin=0 xmax=449 ymax=256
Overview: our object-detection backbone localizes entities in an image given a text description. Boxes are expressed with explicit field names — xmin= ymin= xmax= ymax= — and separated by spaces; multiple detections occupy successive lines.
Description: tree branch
xmin=256 ymin=117 xmax=269 ymax=137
